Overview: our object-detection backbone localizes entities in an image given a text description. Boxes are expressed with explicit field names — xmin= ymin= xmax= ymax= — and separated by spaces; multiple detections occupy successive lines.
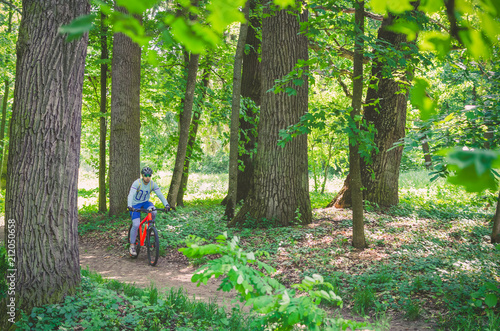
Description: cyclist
xmin=127 ymin=166 xmax=170 ymax=257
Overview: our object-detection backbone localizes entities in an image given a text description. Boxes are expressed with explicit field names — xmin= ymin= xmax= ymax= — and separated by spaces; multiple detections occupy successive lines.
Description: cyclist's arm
xmin=153 ymin=182 xmax=169 ymax=207
xmin=127 ymin=180 xmax=140 ymax=207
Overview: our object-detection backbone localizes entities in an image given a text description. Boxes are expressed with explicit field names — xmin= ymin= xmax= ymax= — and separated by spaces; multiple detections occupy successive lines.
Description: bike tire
xmin=147 ymin=227 xmax=160 ymax=266
xmin=128 ymin=224 xmax=141 ymax=258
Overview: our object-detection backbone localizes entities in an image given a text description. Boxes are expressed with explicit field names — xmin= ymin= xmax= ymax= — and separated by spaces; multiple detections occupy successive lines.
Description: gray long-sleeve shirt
xmin=127 ymin=178 xmax=168 ymax=207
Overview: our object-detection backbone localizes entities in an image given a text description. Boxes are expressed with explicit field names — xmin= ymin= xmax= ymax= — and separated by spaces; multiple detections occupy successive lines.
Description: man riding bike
xmin=127 ymin=166 xmax=170 ymax=257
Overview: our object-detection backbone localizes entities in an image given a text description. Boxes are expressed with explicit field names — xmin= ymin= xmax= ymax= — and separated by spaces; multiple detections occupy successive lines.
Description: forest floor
xmin=76 ymin=209 xmax=436 ymax=331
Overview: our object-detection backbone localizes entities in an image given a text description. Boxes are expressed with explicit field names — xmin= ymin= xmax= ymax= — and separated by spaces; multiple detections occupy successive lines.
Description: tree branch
xmin=0 ymin=0 xmax=21 ymax=15
xmin=343 ymin=8 xmax=383 ymax=21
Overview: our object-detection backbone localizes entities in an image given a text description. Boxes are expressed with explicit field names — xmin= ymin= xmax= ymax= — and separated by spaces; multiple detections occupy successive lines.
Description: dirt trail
xmin=79 ymin=242 xmax=239 ymax=307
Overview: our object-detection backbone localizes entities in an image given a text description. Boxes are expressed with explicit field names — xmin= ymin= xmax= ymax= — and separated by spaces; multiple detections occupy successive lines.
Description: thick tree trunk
xmin=350 ymin=1 xmax=367 ymax=249
xmin=177 ymin=67 xmax=211 ymax=207
xmin=492 ymin=192 xmax=500 ymax=244
xmin=168 ymin=53 xmax=199 ymax=207
xmin=109 ymin=8 xmax=142 ymax=216
xmin=229 ymin=1 xmax=311 ymax=227
xmin=226 ymin=2 xmax=250 ymax=220
xmin=1 ymin=0 xmax=89 ymax=326
xmin=99 ymin=11 xmax=109 ymax=213
xmin=330 ymin=11 xmax=414 ymax=208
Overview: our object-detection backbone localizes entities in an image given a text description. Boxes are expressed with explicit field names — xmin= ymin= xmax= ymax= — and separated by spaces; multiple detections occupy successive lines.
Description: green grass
xmin=72 ymin=169 xmax=500 ymax=330
xmin=16 ymin=268 xmax=253 ymax=330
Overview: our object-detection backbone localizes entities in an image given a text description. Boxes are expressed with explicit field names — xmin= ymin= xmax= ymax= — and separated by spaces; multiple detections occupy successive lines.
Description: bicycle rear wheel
xmin=128 ymin=224 xmax=141 ymax=258
xmin=147 ymin=227 xmax=160 ymax=266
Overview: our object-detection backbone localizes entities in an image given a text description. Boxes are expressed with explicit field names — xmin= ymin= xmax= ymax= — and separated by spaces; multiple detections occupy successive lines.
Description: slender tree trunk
xmin=109 ymin=8 xmax=142 ymax=215
xmin=226 ymin=2 xmax=250 ymax=220
xmin=229 ymin=1 xmax=311 ymax=227
xmin=0 ymin=81 xmax=9 ymax=173
xmin=168 ymin=53 xmax=200 ymax=207
xmin=1 ymin=0 xmax=89 ymax=326
xmin=177 ymin=66 xmax=211 ymax=207
xmin=0 ymin=121 xmax=9 ymax=190
xmin=221 ymin=0 xmax=262 ymax=206
xmin=421 ymin=134 xmax=433 ymax=169
xmin=350 ymin=1 xmax=367 ymax=249
xmin=492 ymin=192 xmax=500 ymax=244
xmin=99 ymin=11 xmax=109 ymax=212
xmin=330 ymin=9 xmax=416 ymax=208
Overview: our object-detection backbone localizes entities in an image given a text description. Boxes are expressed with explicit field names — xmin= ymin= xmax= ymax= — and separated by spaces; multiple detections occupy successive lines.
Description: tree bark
xmin=226 ymin=2 xmax=250 ymax=220
xmin=109 ymin=8 xmax=142 ymax=216
xmin=168 ymin=53 xmax=200 ymax=207
xmin=330 ymin=10 xmax=415 ymax=208
xmin=492 ymin=191 xmax=500 ymax=244
xmin=1 ymin=0 xmax=89 ymax=326
xmin=0 ymin=80 xmax=9 ymax=175
xmin=421 ymin=135 xmax=433 ymax=170
xmin=221 ymin=0 xmax=261 ymax=206
xmin=229 ymin=1 xmax=311 ymax=227
xmin=177 ymin=66 xmax=211 ymax=207
xmin=99 ymin=11 xmax=109 ymax=212
xmin=350 ymin=1 xmax=367 ymax=249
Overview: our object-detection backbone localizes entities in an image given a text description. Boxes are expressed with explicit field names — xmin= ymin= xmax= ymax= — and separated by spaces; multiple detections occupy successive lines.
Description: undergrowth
xmin=74 ymin=170 xmax=500 ymax=330
xmin=16 ymin=268 xmax=251 ymax=330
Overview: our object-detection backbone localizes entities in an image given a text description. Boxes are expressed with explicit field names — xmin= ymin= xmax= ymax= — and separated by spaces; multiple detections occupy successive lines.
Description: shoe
xmin=129 ymin=244 xmax=137 ymax=256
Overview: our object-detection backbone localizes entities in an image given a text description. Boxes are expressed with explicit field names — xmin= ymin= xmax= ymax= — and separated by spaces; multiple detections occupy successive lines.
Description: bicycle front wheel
xmin=128 ymin=224 xmax=141 ymax=258
xmin=147 ymin=227 xmax=160 ymax=266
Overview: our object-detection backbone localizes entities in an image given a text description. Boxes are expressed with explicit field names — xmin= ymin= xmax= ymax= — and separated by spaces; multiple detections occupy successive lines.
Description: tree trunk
xmin=177 ymin=66 xmax=211 ymax=207
xmin=226 ymin=2 xmax=250 ymax=220
xmin=1 ymin=0 xmax=89 ymax=326
xmin=221 ymin=0 xmax=261 ymax=206
xmin=492 ymin=191 xmax=500 ymax=244
xmin=0 ymin=80 xmax=9 ymax=173
xmin=109 ymin=8 xmax=142 ymax=216
xmin=168 ymin=53 xmax=199 ymax=208
xmin=330 ymin=10 xmax=415 ymax=208
xmin=350 ymin=1 xmax=367 ymax=249
xmin=421 ymin=135 xmax=433 ymax=170
xmin=229 ymin=1 xmax=311 ymax=227
xmin=99 ymin=11 xmax=109 ymax=213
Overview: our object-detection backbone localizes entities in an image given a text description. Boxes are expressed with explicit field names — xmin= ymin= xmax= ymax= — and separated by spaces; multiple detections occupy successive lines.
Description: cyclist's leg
xmin=144 ymin=201 xmax=157 ymax=221
xmin=129 ymin=202 xmax=146 ymax=244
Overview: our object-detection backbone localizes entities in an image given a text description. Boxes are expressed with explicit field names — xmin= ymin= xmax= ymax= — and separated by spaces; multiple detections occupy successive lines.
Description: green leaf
xmin=116 ymin=0 xmax=158 ymax=14
xmin=387 ymin=20 xmax=419 ymax=41
xmin=475 ymin=299 xmax=483 ymax=308
xmin=273 ymin=0 xmax=296 ymax=9
xmin=237 ymin=274 xmax=244 ymax=285
xmin=446 ymin=149 xmax=500 ymax=193
xmin=411 ymin=78 xmax=437 ymax=121
xmin=207 ymin=0 xmax=246 ymax=34
xmin=419 ymin=0 xmax=443 ymax=13
xmin=458 ymin=29 xmax=492 ymax=60
xmin=485 ymin=294 xmax=498 ymax=308
xmin=58 ymin=14 xmax=96 ymax=42
xmin=418 ymin=31 xmax=451 ymax=58
xmin=370 ymin=0 xmax=413 ymax=14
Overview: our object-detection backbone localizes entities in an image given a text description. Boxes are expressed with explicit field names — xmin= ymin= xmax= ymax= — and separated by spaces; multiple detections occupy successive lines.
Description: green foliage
xmin=0 ymin=246 xmax=8 ymax=300
xmin=445 ymin=148 xmax=500 ymax=193
xmin=16 ymin=268 xmax=252 ymax=330
xmin=180 ymin=232 xmax=366 ymax=331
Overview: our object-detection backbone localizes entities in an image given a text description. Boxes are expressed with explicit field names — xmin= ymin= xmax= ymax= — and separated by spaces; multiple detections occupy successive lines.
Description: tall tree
xmin=226 ymin=1 xmax=250 ymax=220
xmin=168 ymin=52 xmax=200 ymax=207
xmin=330 ymin=8 xmax=417 ymax=208
xmin=109 ymin=7 xmax=142 ymax=215
xmin=492 ymin=192 xmax=500 ymax=244
xmin=99 ymin=11 xmax=109 ymax=212
xmin=1 ymin=0 xmax=89 ymax=326
xmin=177 ymin=64 xmax=211 ymax=207
xmin=229 ymin=0 xmax=311 ymax=227
xmin=221 ymin=0 xmax=262 ymax=206
xmin=350 ymin=0 xmax=367 ymax=249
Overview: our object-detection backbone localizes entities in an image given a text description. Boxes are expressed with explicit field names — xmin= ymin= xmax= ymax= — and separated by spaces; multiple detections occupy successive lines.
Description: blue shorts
xmin=130 ymin=201 xmax=154 ymax=219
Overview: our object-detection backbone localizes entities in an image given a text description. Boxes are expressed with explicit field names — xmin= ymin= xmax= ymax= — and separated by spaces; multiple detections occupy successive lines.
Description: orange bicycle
xmin=127 ymin=207 xmax=169 ymax=266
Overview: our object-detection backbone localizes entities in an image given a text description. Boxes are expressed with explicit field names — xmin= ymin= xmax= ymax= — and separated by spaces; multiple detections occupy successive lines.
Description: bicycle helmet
xmin=141 ymin=166 xmax=153 ymax=176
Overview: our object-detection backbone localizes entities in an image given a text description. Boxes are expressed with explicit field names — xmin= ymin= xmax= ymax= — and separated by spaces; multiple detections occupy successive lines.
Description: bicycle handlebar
xmin=128 ymin=207 xmax=173 ymax=213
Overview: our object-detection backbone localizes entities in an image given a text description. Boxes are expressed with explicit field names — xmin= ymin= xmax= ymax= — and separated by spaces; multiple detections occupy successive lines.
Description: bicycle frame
xmin=137 ymin=213 xmax=154 ymax=247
